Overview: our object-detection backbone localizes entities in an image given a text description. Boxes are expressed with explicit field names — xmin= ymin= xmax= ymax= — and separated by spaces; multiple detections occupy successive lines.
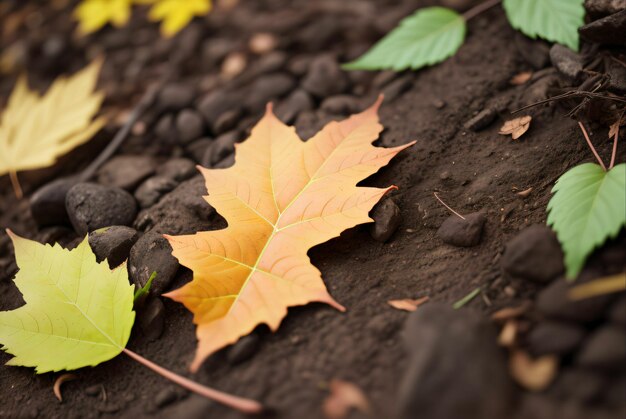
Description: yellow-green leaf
xmin=144 ymin=0 xmax=212 ymax=37
xmin=0 ymin=60 xmax=105 ymax=185
xmin=74 ymin=0 xmax=134 ymax=35
xmin=0 ymin=231 xmax=135 ymax=373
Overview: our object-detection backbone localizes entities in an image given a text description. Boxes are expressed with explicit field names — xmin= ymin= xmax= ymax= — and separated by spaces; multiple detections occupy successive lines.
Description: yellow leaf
xmin=165 ymin=96 xmax=414 ymax=371
xmin=145 ymin=0 xmax=212 ymax=37
xmin=74 ymin=0 xmax=133 ymax=35
xmin=0 ymin=60 xmax=105 ymax=196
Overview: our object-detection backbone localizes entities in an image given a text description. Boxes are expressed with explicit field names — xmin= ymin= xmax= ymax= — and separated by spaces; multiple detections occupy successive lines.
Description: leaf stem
xmin=9 ymin=170 xmax=23 ymax=199
xmin=578 ymin=121 xmax=606 ymax=171
xmin=122 ymin=348 xmax=263 ymax=414
xmin=609 ymin=115 xmax=622 ymax=170
xmin=463 ymin=0 xmax=502 ymax=21
xmin=434 ymin=192 xmax=466 ymax=220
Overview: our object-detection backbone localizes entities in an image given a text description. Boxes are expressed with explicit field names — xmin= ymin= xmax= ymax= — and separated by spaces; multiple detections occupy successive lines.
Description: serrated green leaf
xmin=343 ymin=7 xmax=466 ymax=71
xmin=0 ymin=232 xmax=135 ymax=373
xmin=503 ymin=0 xmax=585 ymax=51
xmin=547 ymin=163 xmax=626 ymax=279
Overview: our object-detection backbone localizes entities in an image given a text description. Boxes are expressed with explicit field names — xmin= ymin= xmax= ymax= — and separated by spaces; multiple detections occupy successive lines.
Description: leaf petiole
xmin=122 ymin=348 xmax=263 ymax=414
xmin=9 ymin=170 xmax=23 ymax=199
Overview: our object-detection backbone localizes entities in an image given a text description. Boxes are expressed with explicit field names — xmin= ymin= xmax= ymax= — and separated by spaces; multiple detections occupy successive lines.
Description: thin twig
xmin=434 ymin=192 xmax=466 ymax=220
xmin=463 ymin=0 xmax=502 ymax=21
xmin=79 ymin=82 xmax=161 ymax=182
xmin=9 ymin=170 xmax=23 ymax=199
xmin=610 ymin=123 xmax=620 ymax=170
xmin=123 ymin=349 xmax=263 ymax=414
xmin=578 ymin=121 xmax=606 ymax=171
xmin=511 ymin=91 xmax=626 ymax=114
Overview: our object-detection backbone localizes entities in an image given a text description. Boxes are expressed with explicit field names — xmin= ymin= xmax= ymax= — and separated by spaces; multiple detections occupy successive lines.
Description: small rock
xmin=584 ymin=0 xmax=626 ymax=16
xmin=249 ymin=33 xmax=279 ymax=54
xmin=88 ymin=226 xmax=139 ymax=268
xmin=549 ymin=368 xmax=605 ymax=403
xmin=135 ymin=176 xmax=178 ymax=208
xmin=369 ymin=198 xmax=402 ymax=242
xmin=608 ymin=296 xmax=626 ymax=325
xmin=227 ymin=333 xmax=260 ymax=365
xmin=367 ymin=313 xmax=400 ymax=339
xmin=536 ymin=278 xmax=614 ymax=323
xmin=372 ymin=71 xmax=398 ymax=88
xmin=163 ymin=396 xmax=213 ymax=419
xmin=202 ymin=131 xmax=239 ymax=167
xmin=138 ymin=297 xmax=165 ymax=341
xmin=154 ymin=387 xmax=178 ymax=409
xmin=301 ymin=55 xmax=349 ymax=98
xmin=382 ymin=76 xmax=412 ymax=102
xmin=606 ymin=59 xmax=626 ymax=92
xmin=549 ymin=45 xmax=583 ymax=81
xmin=186 ymin=138 xmax=213 ymax=164
xmin=275 ymin=89 xmax=313 ymax=124
xmin=526 ymin=321 xmax=586 ymax=356
xmin=464 ymin=108 xmax=497 ymax=131
xmin=158 ymin=84 xmax=195 ymax=111
xmin=197 ymin=90 xmax=243 ymax=133
xmin=437 ymin=212 xmax=486 ymax=247
xmin=97 ymin=155 xmax=158 ymax=191
xmin=321 ymin=95 xmax=361 ymax=114
xmin=213 ymin=109 xmax=242 ymax=135
xmin=514 ymin=34 xmax=550 ymax=70
xmin=129 ymin=231 xmax=179 ymax=294
xmin=84 ymin=385 xmax=101 ymax=397
xmin=577 ymin=326 xmax=626 ymax=369
xmin=157 ymin=158 xmax=197 ymax=182
xmin=176 ymin=109 xmax=205 ymax=145
xmin=30 ymin=177 xmax=78 ymax=227
xmin=501 ymin=225 xmax=565 ymax=283
xmin=248 ymin=51 xmax=288 ymax=77
xmin=155 ymin=114 xmax=176 ymax=143
xmin=245 ymin=73 xmax=295 ymax=112
xmin=66 ymin=183 xmax=137 ymax=236
xmin=580 ymin=9 xmax=626 ymax=46
xmin=398 ymin=304 xmax=514 ymax=419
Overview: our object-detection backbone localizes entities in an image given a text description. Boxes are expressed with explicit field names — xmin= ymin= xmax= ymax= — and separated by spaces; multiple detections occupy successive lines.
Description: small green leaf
xmin=134 ymin=271 xmax=157 ymax=304
xmin=452 ymin=287 xmax=482 ymax=309
xmin=343 ymin=7 xmax=466 ymax=71
xmin=503 ymin=0 xmax=585 ymax=51
xmin=0 ymin=232 xmax=135 ymax=373
xmin=547 ymin=163 xmax=626 ymax=279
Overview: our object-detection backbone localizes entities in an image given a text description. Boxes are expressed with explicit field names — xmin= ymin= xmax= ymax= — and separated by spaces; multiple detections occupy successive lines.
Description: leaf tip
xmin=265 ymin=102 xmax=274 ymax=116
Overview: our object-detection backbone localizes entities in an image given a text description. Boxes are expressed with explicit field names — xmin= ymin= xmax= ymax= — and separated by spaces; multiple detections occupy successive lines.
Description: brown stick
xmin=463 ymin=0 xmax=502 ymax=21
xmin=9 ymin=170 xmax=23 ymax=199
xmin=578 ymin=121 xmax=606 ymax=171
xmin=123 ymin=348 xmax=263 ymax=414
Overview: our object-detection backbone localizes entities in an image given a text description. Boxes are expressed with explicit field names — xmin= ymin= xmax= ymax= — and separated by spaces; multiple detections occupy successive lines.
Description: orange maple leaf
xmin=164 ymin=96 xmax=414 ymax=371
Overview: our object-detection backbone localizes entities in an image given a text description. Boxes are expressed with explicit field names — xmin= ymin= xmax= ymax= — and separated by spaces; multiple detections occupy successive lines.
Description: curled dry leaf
xmin=491 ymin=301 xmax=531 ymax=322
xmin=497 ymin=320 xmax=518 ymax=347
xmin=510 ymin=71 xmax=532 ymax=85
xmin=499 ymin=115 xmax=532 ymax=140
xmin=509 ymin=350 xmax=558 ymax=391
xmin=165 ymin=96 xmax=414 ymax=371
xmin=54 ymin=373 xmax=78 ymax=402
xmin=323 ymin=379 xmax=371 ymax=419
xmin=387 ymin=296 xmax=429 ymax=312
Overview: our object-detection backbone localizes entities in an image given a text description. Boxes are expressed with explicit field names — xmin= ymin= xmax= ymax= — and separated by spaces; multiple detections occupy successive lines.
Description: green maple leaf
xmin=0 ymin=232 xmax=135 ymax=373
xmin=503 ymin=0 xmax=585 ymax=51
xmin=547 ymin=163 xmax=626 ymax=279
xmin=343 ymin=7 xmax=466 ymax=71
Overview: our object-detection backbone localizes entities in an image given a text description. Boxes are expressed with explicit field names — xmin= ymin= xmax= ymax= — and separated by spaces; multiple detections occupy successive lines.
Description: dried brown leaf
xmin=509 ymin=350 xmax=558 ymax=391
xmin=499 ymin=116 xmax=532 ymax=140
xmin=497 ymin=320 xmax=518 ymax=347
xmin=387 ymin=296 xmax=429 ymax=312
xmin=491 ymin=302 xmax=531 ymax=322
xmin=516 ymin=187 xmax=533 ymax=198
xmin=510 ymin=71 xmax=532 ymax=85
xmin=323 ymin=379 xmax=370 ymax=419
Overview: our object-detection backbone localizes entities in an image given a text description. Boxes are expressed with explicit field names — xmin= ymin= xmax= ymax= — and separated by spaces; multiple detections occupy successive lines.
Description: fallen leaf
xmin=516 ymin=187 xmax=533 ymax=198
xmin=608 ymin=115 xmax=624 ymax=139
xmin=509 ymin=350 xmax=558 ymax=391
xmin=499 ymin=115 xmax=532 ymax=140
xmin=388 ymin=296 xmax=429 ymax=312
xmin=323 ymin=379 xmax=370 ymax=419
xmin=0 ymin=60 xmax=105 ymax=197
xmin=74 ymin=0 xmax=133 ymax=35
xmin=510 ymin=71 xmax=532 ymax=85
xmin=165 ymin=96 xmax=415 ymax=371
xmin=143 ymin=0 xmax=212 ymax=37
xmin=54 ymin=374 xmax=78 ymax=402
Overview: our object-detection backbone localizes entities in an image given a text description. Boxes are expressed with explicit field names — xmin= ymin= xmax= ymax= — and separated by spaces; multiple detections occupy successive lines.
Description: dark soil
xmin=0 ymin=1 xmax=624 ymax=419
